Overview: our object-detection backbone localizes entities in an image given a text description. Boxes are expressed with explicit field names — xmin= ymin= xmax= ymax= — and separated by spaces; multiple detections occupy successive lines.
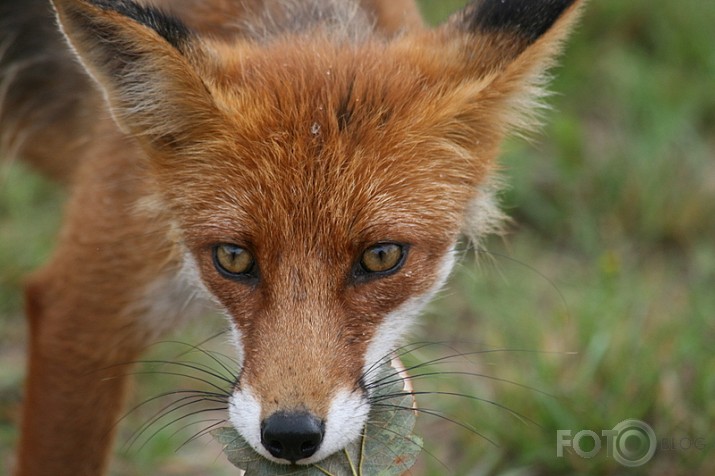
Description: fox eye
xmin=359 ymin=243 xmax=406 ymax=275
xmin=213 ymin=244 xmax=256 ymax=279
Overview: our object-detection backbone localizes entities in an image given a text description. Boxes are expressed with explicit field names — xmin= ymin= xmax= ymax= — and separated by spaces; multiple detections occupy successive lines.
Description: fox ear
xmin=432 ymin=0 xmax=585 ymax=133
xmin=51 ymin=0 xmax=221 ymax=152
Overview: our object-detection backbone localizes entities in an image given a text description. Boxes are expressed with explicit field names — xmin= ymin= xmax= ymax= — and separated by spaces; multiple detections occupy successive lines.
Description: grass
xmin=1 ymin=0 xmax=714 ymax=474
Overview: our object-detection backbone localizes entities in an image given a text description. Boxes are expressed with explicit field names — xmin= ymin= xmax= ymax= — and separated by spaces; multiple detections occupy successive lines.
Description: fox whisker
xmin=124 ymin=393 xmax=228 ymax=450
xmin=371 ymin=402 xmax=498 ymax=447
xmin=136 ymin=406 xmax=230 ymax=453
xmin=177 ymin=419 xmax=229 ymax=452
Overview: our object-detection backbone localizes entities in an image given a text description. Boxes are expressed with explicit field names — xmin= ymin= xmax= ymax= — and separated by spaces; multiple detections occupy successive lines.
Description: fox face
xmin=51 ymin=0 xmax=583 ymax=465
xmin=172 ymin=41 xmax=476 ymax=463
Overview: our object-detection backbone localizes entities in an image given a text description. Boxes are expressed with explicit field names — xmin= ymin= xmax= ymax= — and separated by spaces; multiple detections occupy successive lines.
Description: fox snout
xmin=227 ymin=324 xmax=374 ymax=465
xmin=225 ymin=324 xmax=393 ymax=465
xmin=230 ymin=383 xmax=370 ymax=465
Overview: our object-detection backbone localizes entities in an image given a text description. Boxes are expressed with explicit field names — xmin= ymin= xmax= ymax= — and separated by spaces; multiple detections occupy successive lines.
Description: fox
xmin=0 ymin=0 xmax=585 ymax=474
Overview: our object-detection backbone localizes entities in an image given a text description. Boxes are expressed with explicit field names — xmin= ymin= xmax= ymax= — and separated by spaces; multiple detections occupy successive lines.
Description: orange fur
xmin=0 ymin=0 xmax=585 ymax=473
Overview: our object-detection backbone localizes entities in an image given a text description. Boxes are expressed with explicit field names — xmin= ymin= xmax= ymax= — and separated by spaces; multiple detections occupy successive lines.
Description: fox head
xmin=52 ymin=0 xmax=583 ymax=465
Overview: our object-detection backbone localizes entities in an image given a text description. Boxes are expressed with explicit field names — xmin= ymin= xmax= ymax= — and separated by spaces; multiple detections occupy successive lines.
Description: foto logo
xmin=556 ymin=419 xmax=657 ymax=467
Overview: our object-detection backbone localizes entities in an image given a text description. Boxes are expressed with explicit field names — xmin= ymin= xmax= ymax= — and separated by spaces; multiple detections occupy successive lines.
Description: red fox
xmin=0 ymin=0 xmax=584 ymax=474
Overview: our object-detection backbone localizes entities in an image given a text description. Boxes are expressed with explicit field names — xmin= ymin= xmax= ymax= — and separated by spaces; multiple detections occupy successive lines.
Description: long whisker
xmin=155 ymin=339 xmax=239 ymax=380
xmin=371 ymin=390 xmax=540 ymax=427
xmin=125 ymin=394 xmax=227 ymax=451
xmin=131 ymin=359 xmax=236 ymax=386
xmin=173 ymin=330 xmax=229 ymax=357
xmin=371 ymin=402 xmax=498 ymax=447
xmin=116 ymin=388 xmax=229 ymax=434
xmin=98 ymin=359 xmax=236 ymax=396
xmin=368 ymin=370 xmax=556 ymax=399
xmin=136 ymin=406 xmax=229 ymax=452
xmin=362 ymin=341 xmax=443 ymax=378
xmin=176 ymin=419 xmax=229 ymax=452
xmin=128 ymin=368 xmax=233 ymax=396
xmin=368 ymin=347 xmax=564 ymax=387
xmin=475 ymin=246 xmax=571 ymax=318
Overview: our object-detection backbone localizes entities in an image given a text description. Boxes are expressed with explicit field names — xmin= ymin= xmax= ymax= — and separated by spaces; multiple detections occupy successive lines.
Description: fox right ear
xmin=451 ymin=0 xmax=581 ymax=61
xmin=51 ymin=0 xmax=224 ymax=153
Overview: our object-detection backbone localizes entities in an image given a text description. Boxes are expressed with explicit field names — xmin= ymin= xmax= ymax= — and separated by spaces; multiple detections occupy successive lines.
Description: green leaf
xmin=211 ymin=360 xmax=422 ymax=475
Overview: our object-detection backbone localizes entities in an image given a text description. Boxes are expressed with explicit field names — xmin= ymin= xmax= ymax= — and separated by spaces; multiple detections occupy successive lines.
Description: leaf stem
xmin=343 ymin=445 xmax=358 ymax=476
xmin=357 ymin=426 xmax=368 ymax=475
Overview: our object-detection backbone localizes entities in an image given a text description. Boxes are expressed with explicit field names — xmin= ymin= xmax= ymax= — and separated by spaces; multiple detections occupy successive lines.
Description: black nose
xmin=261 ymin=411 xmax=324 ymax=463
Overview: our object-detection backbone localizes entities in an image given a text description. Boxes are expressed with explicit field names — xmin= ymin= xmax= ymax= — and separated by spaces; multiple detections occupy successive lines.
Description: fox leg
xmin=14 ymin=156 xmax=194 ymax=476
xmin=17 ymin=275 xmax=147 ymax=476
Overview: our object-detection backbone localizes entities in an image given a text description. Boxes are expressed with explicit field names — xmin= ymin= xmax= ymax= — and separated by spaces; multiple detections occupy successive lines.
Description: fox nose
xmin=261 ymin=411 xmax=324 ymax=463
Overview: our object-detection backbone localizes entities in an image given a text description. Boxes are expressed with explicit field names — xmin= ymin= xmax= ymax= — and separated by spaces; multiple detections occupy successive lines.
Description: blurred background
xmin=1 ymin=0 xmax=713 ymax=474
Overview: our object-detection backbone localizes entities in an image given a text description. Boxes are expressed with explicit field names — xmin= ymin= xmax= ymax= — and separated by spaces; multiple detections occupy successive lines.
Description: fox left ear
xmin=51 ymin=0 xmax=224 ymax=153
xmin=429 ymin=0 xmax=585 ymax=134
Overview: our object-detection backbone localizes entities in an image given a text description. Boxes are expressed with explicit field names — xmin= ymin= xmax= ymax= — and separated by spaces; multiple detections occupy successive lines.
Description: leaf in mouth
xmin=211 ymin=359 xmax=422 ymax=475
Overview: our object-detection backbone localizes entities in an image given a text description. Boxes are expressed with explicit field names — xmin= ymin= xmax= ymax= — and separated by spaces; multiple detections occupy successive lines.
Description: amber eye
xmin=213 ymin=244 xmax=256 ymax=278
xmin=360 ymin=243 xmax=406 ymax=275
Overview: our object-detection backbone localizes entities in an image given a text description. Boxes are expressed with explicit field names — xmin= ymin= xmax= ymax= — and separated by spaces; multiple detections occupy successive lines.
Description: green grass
xmin=2 ymin=0 xmax=714 ymax=474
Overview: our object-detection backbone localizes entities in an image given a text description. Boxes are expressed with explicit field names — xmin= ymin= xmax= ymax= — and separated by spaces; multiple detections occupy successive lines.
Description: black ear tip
xmin=88 ymin=0 xmax=191 ymax=50
xmin=462 ymin=0 xmax=578 ymax=43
